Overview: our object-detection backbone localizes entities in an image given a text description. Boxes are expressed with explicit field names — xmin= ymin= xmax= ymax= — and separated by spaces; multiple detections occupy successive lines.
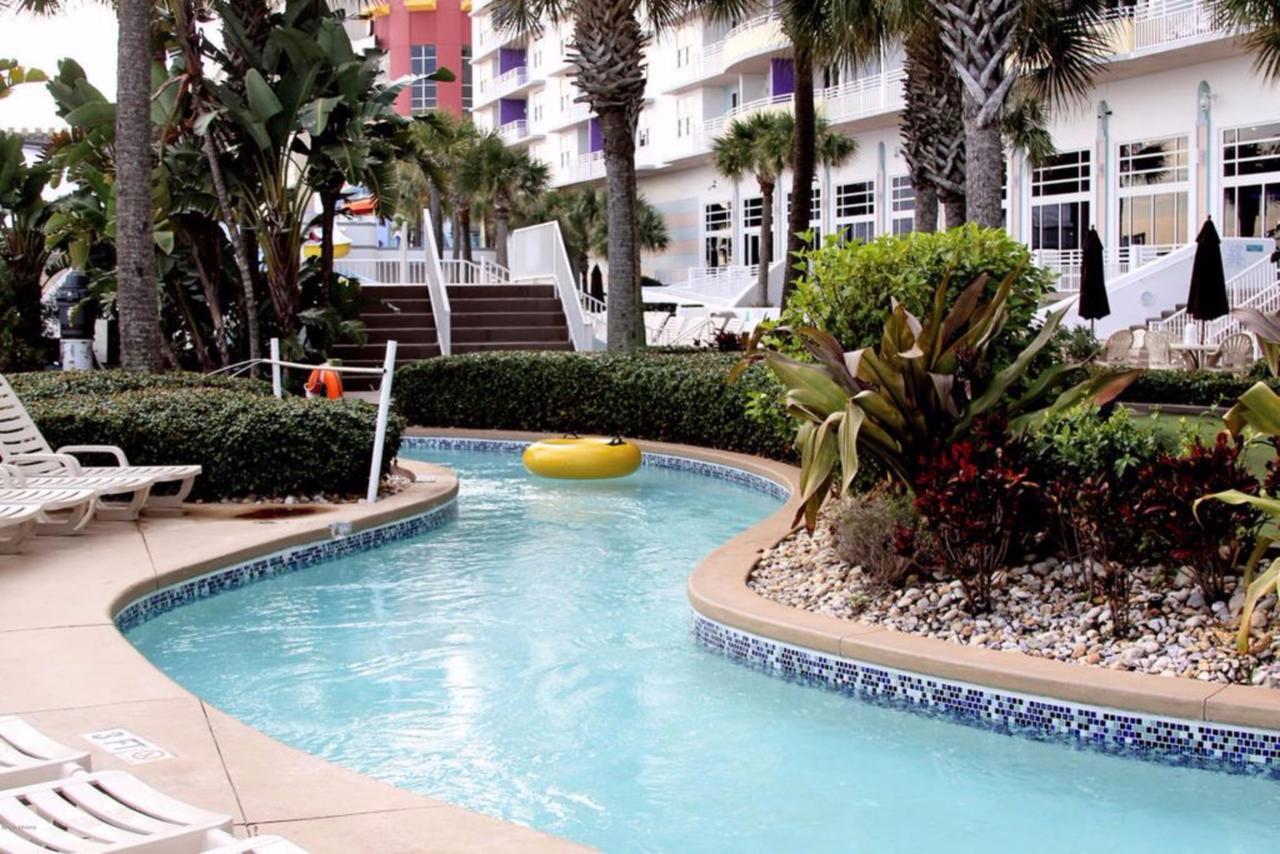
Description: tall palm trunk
xmin=783 ymin=46 xmax=815 ymax=306
xmin=494 ymin=202 xmax=510 ymax=268
xmin=756 ymin=177 xmax=774 ymax=306
xmin=930 ymin=0 xmax=1019 ymax=227
xmin=600 ymin=107 xmax=643 ymax=349
xmin=319 ymin=187 xmax=340 ymax=302
xmin=914 ymin=182 xmax=939 ymax=233
xmin=460 ymin=207 xmax=473 ymax=262
xmin=429 ymin=185 xmax=445 ymax=258
xmin=115 ymin=0 xmax=164 ymax=371
xmin=901 ymin=21 xmax=965 ymax=234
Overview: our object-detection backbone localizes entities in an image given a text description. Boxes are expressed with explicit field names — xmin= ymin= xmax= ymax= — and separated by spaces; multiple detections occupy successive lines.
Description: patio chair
xmin=0 ymin=504 xmax=41 ymax=554
xmin=0 ymin=472 xmax=98 ymax=535
xmin=0 ymin=770 xmax=233 ymax=852
xmin=1143 ymin=330 xmax=1174 ymax=368
xmin=1102 ymin=329 xmax=1134 ymax=365
xmin=0 ymin=716 xmax=90 ymax=788
xmin=1215 ymin=333 xmax=1254 ymax=372
xmin=0 ymin=373 xmax=200 ymax=514
xmin=0 ymin=463 xmax=154 ymax=522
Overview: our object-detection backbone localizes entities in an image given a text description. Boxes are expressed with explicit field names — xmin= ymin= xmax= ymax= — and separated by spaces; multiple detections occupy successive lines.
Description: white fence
xmin=1149 ymin=257 xmax=1280 ymax=343
xmin=1033 ymin=244 xmax=1178 ymax=293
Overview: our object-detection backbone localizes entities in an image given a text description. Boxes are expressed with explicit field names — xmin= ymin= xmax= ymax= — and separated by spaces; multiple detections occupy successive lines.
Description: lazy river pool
xmin=125 ymin=443 xmax=1279 ymax=852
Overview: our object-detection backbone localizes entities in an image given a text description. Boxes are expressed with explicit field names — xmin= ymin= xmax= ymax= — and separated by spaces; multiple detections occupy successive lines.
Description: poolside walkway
xmin=0 ymin=461 xmax=587 ymax=853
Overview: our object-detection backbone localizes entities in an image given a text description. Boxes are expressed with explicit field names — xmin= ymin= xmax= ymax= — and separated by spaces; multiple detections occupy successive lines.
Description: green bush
xmin=1110 ymin=367 xmax=1279 ymax=408
xmin=395 ymin=351 xmax=794 ymax=459
xmin=28 ymin=388 xmax=403 ymax=501
xmin=9 ymin=369 xmax=272 ymax=402
xmin=1025 ymin=404 xmax=1169 ymax=482
xmin=779 ymin=225 xmax=1054 ymax=364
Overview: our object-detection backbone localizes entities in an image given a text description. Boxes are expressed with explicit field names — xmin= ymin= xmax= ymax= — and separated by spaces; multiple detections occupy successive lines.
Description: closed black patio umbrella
xmin=590 ymin=264 xmax=605 ymax=303
xmin=1077 ymin=226 xmax=1110 ymax=328
xmin=1187 ymin=217 xmax=1229 ymax=326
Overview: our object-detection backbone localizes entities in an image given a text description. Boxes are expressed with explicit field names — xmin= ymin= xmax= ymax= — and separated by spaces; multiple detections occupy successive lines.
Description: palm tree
xmin=457 ymin=134 xmax=549 ymax=268
xmin=924 ymin=0 xmax=1108 ymax=226
xmin=408 ymin=113 xmax=483 ymax=260
xmin=712 ymin=111 xmax=854 ymax=304
xmin=492 ymin=0 xmax=707 ymax=350
xmin=524 ymin=186 xmax=668 ymax=289
xmin=1216 ymin=0 xmax=1280 ymax=82
xmin=898 ymin=17 xmax=964 ymax=231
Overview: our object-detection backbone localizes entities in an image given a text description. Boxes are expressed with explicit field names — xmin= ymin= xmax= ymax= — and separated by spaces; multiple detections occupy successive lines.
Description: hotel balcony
xmin=663 ymin=12 xmax=788 ymax=94
xmin=474 ymin=20 xmax=527 ymax=60
xmin=554 ymin=151 xmax=605 ymax=187
xmin=475 ymin=65 xmax=538 ymax=108
xmin=543 ymin=99 xmax=593 ymax=132
xmin=498 ymin=119 xmax=533 ymax=145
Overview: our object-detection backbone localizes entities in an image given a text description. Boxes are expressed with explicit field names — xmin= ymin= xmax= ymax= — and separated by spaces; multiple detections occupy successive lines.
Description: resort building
xmin=468 ymin=0 xmax=1280 ymax=289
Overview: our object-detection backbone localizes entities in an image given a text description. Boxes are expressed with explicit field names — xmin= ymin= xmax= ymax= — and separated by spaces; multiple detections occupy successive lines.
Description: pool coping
xmin=410 ymin=429 xmax=1280 ymax=770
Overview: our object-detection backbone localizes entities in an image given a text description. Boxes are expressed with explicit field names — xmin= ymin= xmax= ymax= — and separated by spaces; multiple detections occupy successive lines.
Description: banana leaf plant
xmin=735 ymin=269 xmax=1139 ymax=530
xmin=1199 ymin=305 xmax=1280 ymax=652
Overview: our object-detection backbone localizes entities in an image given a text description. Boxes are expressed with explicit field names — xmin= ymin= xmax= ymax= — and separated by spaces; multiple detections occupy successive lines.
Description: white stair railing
xmin=508 ymin=220 xmax=597 ymax=350
xmin=418 ymin=211 xmax=452 ymax=356
xmin=1148 ymin=257 xmax=1278 ymax=344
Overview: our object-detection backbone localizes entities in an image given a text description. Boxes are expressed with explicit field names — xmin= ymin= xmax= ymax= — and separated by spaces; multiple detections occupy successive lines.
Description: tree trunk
xmin=202 ymin=130 xmax=260 ymax=368
xmin=494 ymin=204 xmax=510 ymax=268
xmin=757 ymin=177 xmax=774 ymax=306
xmin=460 ymin=207 xmax=473 ymax=262
xmin=319 ymin=188 xmax=338 ymax=302
xmin=914 ymin=181 xmax=939 ymax=233
xmin=429 ymin=185 xmax=445 ymax=258
xmin=962 ymin=98 xmax=1005 ymax=227
xmin=944 ymin=194 xmax=968 ymax=228
xmin=783 ymin=46 xmax=816 ymax=306
xmin=114 ymin=0 xmax=164 ymax=372
xmin=600 ymin=107 xmax=643 ymax=350
xmin=186 ymin=228 xmax=230 ymax=366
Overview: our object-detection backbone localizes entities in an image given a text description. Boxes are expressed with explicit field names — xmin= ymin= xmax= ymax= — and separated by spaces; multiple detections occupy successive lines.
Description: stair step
xmin=333 ymin=342 xmax=442 ymax=360
xmin=447 ymin=297 xmax=563 ymax=313
xmin=451 ymin=311 xmax=566 ymax=328
xmin=360 ymin=327 xmax=438 ymax=344
xmin=451 ymin=326 xmax=570 ymax=344
xmin=446 ymin=284 xmax=556 ymax=299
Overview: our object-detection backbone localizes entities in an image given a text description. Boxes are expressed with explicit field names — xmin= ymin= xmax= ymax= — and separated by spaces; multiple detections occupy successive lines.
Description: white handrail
xmin=508 ymin=220 xmax=595 ymax=349
xmin=418 ymin=212 xmax=452 ymax=356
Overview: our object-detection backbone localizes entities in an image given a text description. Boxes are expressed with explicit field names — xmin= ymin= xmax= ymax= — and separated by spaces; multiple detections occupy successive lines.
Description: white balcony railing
xmin=479 ymin=65 xmax=531 ymax=102
xmin=1033 ymin=243 xmax=1178 ymax=293
xmin=557 ymin=150 xmax=605 ymax=185
xmin=1132 ymin=0 xmax=1220 ymax=51
xmin=498 ymin=119 xmax=530 ymax=143
xmin=821 ymin=68 xmax=907 ymax=123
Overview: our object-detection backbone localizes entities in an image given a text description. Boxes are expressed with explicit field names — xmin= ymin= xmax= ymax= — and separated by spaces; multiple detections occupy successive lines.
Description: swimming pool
xmin=125 ymin=443 xmax=1279 ymax=852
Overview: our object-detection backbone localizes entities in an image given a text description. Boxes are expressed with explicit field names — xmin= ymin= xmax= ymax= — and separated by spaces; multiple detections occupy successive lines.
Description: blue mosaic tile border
xmin=114 ymin=500 xmax=457 ymax=633
xmin=694 ymin=613 xmax=1280 ymax=778
xmin=402 ymin=436 xmax=791 ymax=500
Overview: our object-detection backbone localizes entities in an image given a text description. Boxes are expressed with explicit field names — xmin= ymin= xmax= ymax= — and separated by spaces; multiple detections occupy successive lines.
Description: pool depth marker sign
xmin=81 ymin=728 xmax=175 ymax=765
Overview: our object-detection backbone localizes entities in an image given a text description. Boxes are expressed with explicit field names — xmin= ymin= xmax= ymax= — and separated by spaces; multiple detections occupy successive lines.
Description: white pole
xmin=366 ymin=339 xmax=398 ymax=504
xmin=398 ymin=226 xmax=409 ymax=283
xmin=270 ymin=338 xmax=282 ymax=398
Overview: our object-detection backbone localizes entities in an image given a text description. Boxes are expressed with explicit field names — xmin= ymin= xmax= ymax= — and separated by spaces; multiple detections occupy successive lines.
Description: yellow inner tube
xmin=523 ymin=437 xmax=642 ymax=480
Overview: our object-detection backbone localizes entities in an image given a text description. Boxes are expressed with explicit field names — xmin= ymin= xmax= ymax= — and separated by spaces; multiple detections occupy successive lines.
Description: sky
xmin=0 ymin=4 xmax=118 ymax=133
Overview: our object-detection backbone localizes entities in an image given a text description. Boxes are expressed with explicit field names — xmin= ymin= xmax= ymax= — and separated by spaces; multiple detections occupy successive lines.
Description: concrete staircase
xmin=333 ymin=284 xmax=439 ymax=391
xmin=448 ymin=282 xmax=572 ymax=354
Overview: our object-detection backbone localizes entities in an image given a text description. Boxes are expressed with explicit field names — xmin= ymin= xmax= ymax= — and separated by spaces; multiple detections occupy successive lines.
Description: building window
xmin=410 ymin=45 xmax=437 ymax=113
xmin=891 ymin=176 xmax=915 ymax=234
xmin=461 ymin=46 xmax=472 ymax=112
xmin=835 ymin=180 xmax=875 ymax=243
xmin=1118 ymin=136 xmax=1188 ymax=247
xmin=704 ymin=202 xmax=732 ymax=268
xmin=742 ymin=197 xmax=763 ymax=228
xmin=1031 ymin=150 xmax=1091 ymax=251
xmin=1223 ymin=121 xmax=1280 ymax=239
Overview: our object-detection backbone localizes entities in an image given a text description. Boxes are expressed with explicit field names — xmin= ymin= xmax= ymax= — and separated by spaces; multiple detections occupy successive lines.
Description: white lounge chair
xmin=0 ymin=484 xmax=98 ymax=535
xmin=0 ymin=717 xmax=91 ymax=788
xmin=0 ymin=373 xmax=200 ymax=513
xmin=0 ymin=770 xmax=234 ymax=852
xmin=0 ymin=505 xmax=40 ymax=554
xmin=0 ymin=463 xmax=154 ymax=522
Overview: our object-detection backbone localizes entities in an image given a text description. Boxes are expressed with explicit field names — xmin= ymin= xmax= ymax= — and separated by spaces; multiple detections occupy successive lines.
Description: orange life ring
xmin=305 ymin=367 xmax=344 ymax=400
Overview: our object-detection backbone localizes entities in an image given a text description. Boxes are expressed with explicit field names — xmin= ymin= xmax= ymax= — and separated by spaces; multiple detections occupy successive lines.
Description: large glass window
xmin=1223 ymin=122 xmax=1280 ymax=239
xmin=704 ymin=202 xmax=733 ymax=267
xmin=410 ymin=45 xmax=437 ymax=113
xmin=891 ymin=176 xmax=915 ymax=235
xmin=461 ymin=46 xmax=473 ymax=112
xmin=1118 ymin=136 xmax=1188 ymax=247
xmin=1031 ymin=150 xmax=1090 ymax=251
xmin=785 ymin=186 xmax=822 ymax=245
xmin=835 ymin=180 xmax=875 ymax=243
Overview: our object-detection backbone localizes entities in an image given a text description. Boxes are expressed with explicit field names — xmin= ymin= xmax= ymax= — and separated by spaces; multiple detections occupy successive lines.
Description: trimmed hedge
xmin=28 ymin=387 xmax=404 ymax=501
xmin=9 ymin=369 xmax=272 ymax=402
xmin=396 ymin=351 xmax=794 ymax=459
xmin=1112 ymin=368 xmax=1280 ymax=409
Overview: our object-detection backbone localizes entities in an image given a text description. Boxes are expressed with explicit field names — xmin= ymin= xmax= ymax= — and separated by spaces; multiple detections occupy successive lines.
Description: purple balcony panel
xmin=499 ymin=48 xmax=528 ymax=74
xmin=771 ymin=58 xmax=795 ymax=97
xmin=499 ymin=98 xmax=527 ymax=125
xmin=589 ymin=117 xmax=602 ymax=152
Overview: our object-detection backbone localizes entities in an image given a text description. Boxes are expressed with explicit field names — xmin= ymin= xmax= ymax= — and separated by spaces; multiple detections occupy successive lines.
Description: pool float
xmin=302 ymin=228 xmax=352 ymax=259
xmin=523 ymin=437 xmax=642 ymax=480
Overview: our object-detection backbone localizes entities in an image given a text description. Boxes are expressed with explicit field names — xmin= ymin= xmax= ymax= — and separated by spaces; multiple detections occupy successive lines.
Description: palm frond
xmin=1014 ymin=0 xmax=1109 ymax=106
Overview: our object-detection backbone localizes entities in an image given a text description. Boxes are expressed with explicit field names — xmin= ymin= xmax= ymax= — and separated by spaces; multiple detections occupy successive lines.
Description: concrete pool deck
xmin=0 ymin=459 xmax=586 ymax=853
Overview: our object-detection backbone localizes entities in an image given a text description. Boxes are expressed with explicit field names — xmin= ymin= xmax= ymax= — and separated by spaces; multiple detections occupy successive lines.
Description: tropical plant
xmin=712 ymin=111 xmax=855 ymax=305
xmin=457 ymin=133 xmax=550 ymax=269
xmin=736 ymin=269 xmax=1137 ymax=529
xmin=831 ymin=489 xmax=927 ymax=592
xmin=1216 ymin=0 xmax=1280 ymax=82
xmin=0 ymin=131 xmax=55 ymax=370
xmin=922 ymin=0 xmax=1109 ymax=226
xmin=0 ymin=58 xmax=46 ymax=99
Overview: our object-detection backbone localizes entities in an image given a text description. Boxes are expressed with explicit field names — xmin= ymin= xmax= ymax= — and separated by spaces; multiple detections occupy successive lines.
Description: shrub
xmin=779 ymin=225 xmax=1054 ymax=366
xmin=1071 ymin=476 xmax=1147 ymax=638
xmin=9 ymin=369 xmax=272 ymax=402
xmin=1138 ymin=433 xmax=1262 ymax=603
xmin=831 ymin=490 xmax=927 ymax=591
xmin=28 ymin=388 xmax=403 ymax=501
xmin=395 ymin=351 xmax=794 ymax=459
xmin=1110 ymin=367 xmax=1277 ymax=408
xmin=912 ymin=419 xmax=1040 ymax=612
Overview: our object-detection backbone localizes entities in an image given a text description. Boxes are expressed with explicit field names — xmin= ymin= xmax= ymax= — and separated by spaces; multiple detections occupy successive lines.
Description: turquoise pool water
xmin=126 ymin=445 xmax=1279 ymax=852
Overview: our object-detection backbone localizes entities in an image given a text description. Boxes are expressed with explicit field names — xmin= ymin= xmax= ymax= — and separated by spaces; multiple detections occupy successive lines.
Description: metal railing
xmin=1149 ymin=257 xmax=1280 ymax=343
xmin=558 ymin=150 xmax=605 ymax=185
xmin=1132 ymin=0 xmax=1220 ymax=51
xmin=1033 ymin=243 xmax=1178 ymax=293
xmin=821 ymin=68 xmax=907 ymax=123
xmin=498 ymin=119 xmax=530 ymax=143
xmin=419 ymin=211 xmax=452 ymax=356
xmin=439 ymin=258 xmax=513 ymax=285
xmin=479 ymin=65 xmax=530 ymax=101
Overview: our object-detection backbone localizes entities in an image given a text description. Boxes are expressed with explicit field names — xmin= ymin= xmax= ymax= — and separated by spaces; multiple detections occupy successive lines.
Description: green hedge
xmin=28 ymin=387 xmax=404 ymax=501
xmin=396 ymin=351 xmax=794 ymax=459
xmin=1111 ymin=368 xmax=1279 ymax=409
xmin=9 ymin=369 xmax=272 ymax=402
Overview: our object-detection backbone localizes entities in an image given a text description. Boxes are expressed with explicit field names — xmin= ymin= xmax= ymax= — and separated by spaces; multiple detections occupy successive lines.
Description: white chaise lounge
xmin=0 ymin=463 xmax=154 ymax=523
xmin=0 ymin=505 xmax=40 ymax=553
xmin=0 ymin=481 xmax=98 ymax=535
xmin=0 ymin=374 xmax=200 ymax=514
xmin=0 ymin=717 xmax=90 ymax=788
